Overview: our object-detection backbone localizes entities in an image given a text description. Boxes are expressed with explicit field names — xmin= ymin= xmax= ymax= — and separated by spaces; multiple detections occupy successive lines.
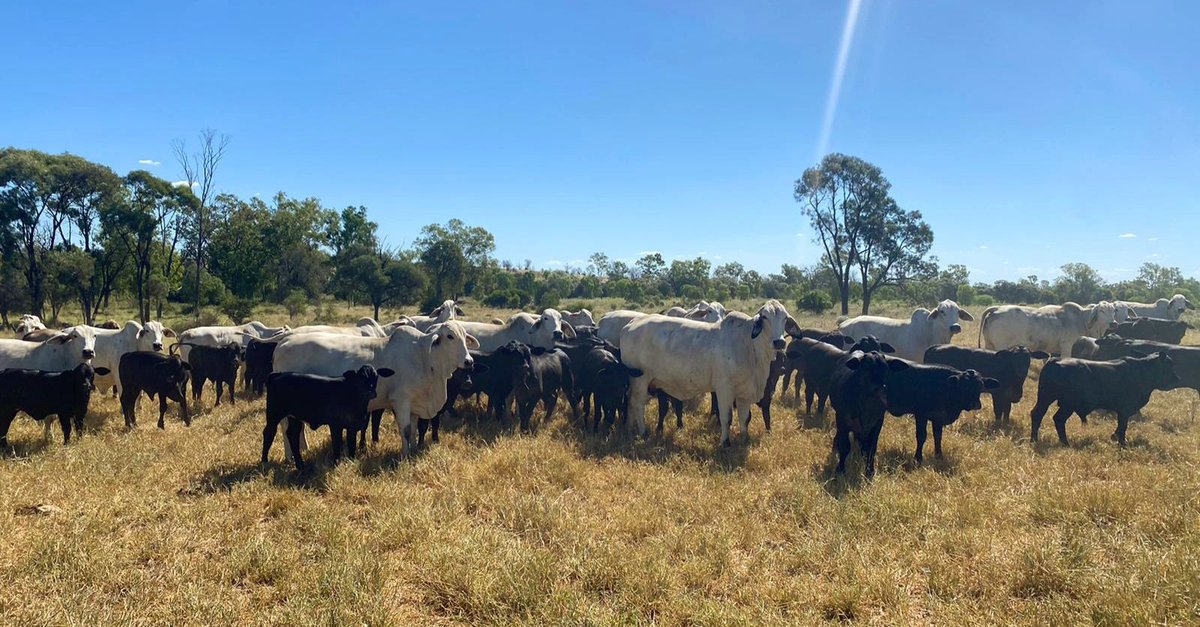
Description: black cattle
xmin=512 ymin=346 xmax=574 ymax=432
xmin=243 ymin=338 xmax=277 ymax=397
xmin=1030 ymin=353 xmax=1178 ymax=446
xmin=0 ymin=364 xmax=110 ymax=448
xmin=1087 ymin=335 xmax=1200 ymax=396
xmin=791 ymin=336 xmax=896 ymax=416
xmin=468 ymin=343 xmax=531 ymax=423
xmin=1110 ymin=317 xmax=1190 ymax=345
xmin=924 ymin=345 xmax=1048 ymax=422
xmin=575 ymin=346 xmax=642 ymax=432
xmin=175 ymin=342 xmax=241 ymax=405
xmin=884 ymin=362 xmax=998 ymax=462
xmin=780 ymin=332 xmax=856 ymax=401
xmin=262 ymin=365 xmax=394 ymax=472
xmin=829 ymin=350 xmax=909 ymax=477
xmin=118 ymin=351 xmax=191 ymax=429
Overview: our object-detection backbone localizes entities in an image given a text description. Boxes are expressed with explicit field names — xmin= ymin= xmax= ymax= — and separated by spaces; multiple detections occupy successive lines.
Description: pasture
xmin=2 ymin=302 xmax=1199 ymax=625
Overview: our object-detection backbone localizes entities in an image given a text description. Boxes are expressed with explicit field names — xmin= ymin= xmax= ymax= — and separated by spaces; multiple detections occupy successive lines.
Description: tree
xmin=415 ymin=219 xmax=494 ymax=295
xmin=419 ymin=239 xmax=467 ymax=307
xmin=173 ymin=128 xmax=230 ymax=317
xmin=1136 ymin=262 xmax=1185 ymax=298
xmin=795 ymin=153 xmax=896 ymax=314
xmin=635 ymin=253 xmax=666 ymax=282
xmin=586 ymin=252 xmax=610 ymax=277
xmin=666 ymin=257 xmax=712 ymax=297
xmin=853 ymin=199 xmax=935 ymax=314
xmin=1054 ymin=263 xmax=1105 ymax=304
xmin=345 ymin=253 xmax=428 ymax=320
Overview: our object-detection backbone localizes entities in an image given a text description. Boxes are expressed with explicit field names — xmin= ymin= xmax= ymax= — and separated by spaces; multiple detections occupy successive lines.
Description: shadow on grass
xmin=550 ymin=409 xmax=752 ymax=474
xmin=179 ymin=437 xmax=351 ymax=495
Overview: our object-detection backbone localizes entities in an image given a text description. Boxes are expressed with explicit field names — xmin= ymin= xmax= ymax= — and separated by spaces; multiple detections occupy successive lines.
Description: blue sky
xmin=3 ymin=1 xmax=1198 ymax=282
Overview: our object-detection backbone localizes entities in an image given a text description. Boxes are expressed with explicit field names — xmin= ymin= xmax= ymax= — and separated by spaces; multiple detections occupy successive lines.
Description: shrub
xmin=975 ymin=294 xmax=995 ymax=307
xmin=956 ymin=284 xmax=977 ymax=306
xmin=484 ymin=289 xmax=529 ymax=309
xmin=222 ymin=297 xmax=256 ymax=324
xmin=283 ymin=290 xmax=308 ymax=321
xmin=797 ymin=290 xmax=832 ymax=313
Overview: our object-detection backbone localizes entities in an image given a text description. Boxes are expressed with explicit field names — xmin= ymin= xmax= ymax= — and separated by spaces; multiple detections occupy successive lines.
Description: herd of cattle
xmin=0 ymin=292 xmax=1195 ymax=477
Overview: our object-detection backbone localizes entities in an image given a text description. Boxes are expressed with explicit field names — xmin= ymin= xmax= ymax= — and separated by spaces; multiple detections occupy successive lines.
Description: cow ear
xmin=46 ymin=333 xmax=72 ymax=345
xmin=1031 ymin=350 xmax=1050 ymax=359
xmin=560 ymin=320 xmax=577 ymax=339
xmin=984 ymin=377 xmax=1001 ymax=390
xmin=879 ymin=342 xmax=897 ymax=354
xmin=531 ymin=346 xmax=547 ymax=355
xmin=137 ymin=328 xmax=147 ymax=338
xmin=469 ymin=363 xmax=488 ymax=374
xmin=887 ymin=358 xmax=909 ymax=372
xmin=751 ymin=315 xmax=765 ymax=339
xmin=928 ymin=309 xmax=941 ymax=320
xmin=422 ymin=333 xmax=440 ymax=353
xmin=163 ymin=328 xmax=176 ymax=337
xmin=625 ymin=366 xmax=644 ymax=378
xmin=957 ymin=309 xmax=974 ymax=322
xmin=844 ymin=356 xmax=862 ymax=371
xmin=94 ymin=367 xmax=111 ymax=376
xmin=784 ymin=316 xmax=801 ymax=336
xmin=454 ymin=306 xmax=465 ymax=316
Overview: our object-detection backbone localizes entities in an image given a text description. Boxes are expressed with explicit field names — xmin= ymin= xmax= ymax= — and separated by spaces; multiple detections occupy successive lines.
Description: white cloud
xmin=1118 ymin=233 xmax=1137 ymax=239
xmin=1149 ymin=237 xmax=1159 ymax=242
xmin=978 ymin=245 xmax=989 ymax=250
xmin=568 ymin=259 xmax=585 ymax=266
xmin=1146 ymin=253 xmax=1162 ymax=260
xmin=138 ymin=159 xmax=160 ymax=166
xmin=171 ymin=180 xmax=197 ymax=189
xmin=636 ymin=250 xmax=661 ymax=257
xmin=544 ymin=259 xmax=564 ymax=268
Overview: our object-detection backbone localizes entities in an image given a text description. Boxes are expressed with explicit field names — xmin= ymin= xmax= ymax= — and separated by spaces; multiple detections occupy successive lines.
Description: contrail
xmin=816 ymin=0 xmax=865 ymax=160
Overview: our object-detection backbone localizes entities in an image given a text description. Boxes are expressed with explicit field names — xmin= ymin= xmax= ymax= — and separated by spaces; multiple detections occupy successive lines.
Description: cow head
xmin=343 ymin=365 xmax=394 ymax=405
xmin=1109 ymin=301 xmax=1136 ymax=322
xmin=137 ymin=321 xmax=170 ymax=352
xmin=848 ymin=335 xmax=896 ymax=354
xmin=925 ymin=299 xmax=974 ymax=337
xmin=529 ymin=311 xmax=572 ymax=347
xmin=818 ymin=332 xmax=856 ymax=349
xmin=750 ymin=299 xmax=802 ymax=350
xmin=497 ymin=341 xmax=539 ymax=392
xmin=1170 ymin=294 xmax=1193 ymax=317
xmin=844 ymin=351 xmax=909 ymax=406
xmin=429 ymin=300 xmax=464 ymax=323
xmin=1133 ymin=351 xmax=1179 ymax=390
xmin=994 ymin=346 xmax=1048 ymax=402
xmin=1084 ymin=301 xmax=1119 ymax=337
xmin=945 ymin=369 xmax=1000 ymax=413
xmin=424 ymin=321 xmax=479 ymax=372
xmin=50 ymin=326 xmax=99 ymax=363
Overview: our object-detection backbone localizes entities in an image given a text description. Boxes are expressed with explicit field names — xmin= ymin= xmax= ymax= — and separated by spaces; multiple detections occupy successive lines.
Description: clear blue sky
xmin=4 ymin=1 xmax=1197 ymax=283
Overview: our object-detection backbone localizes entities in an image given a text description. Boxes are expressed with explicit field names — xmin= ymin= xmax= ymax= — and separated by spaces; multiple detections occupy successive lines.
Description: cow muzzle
xmin=949 ymin=324 xmax=963 ymax=334
xmin=772 ymin=339 xmax=787 ymax=350
xmin=82 ymin=349 xmax=95 ymax=359
xmin=152 ymin=343 xmax=164 ymax=352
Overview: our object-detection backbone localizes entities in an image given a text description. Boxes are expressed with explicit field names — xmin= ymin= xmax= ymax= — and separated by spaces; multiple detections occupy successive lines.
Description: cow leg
xmin=120 ymin=391 xmax=137 ymax=429
xmin=816 ymin=391 xmax=828 ymax=416
xmin=371 ymin=409 xmax=384 ymax=444
xmin=656 ymin=392 xmax=669 ymax=434
xmin=544 ymin=393 xmax=558 ymax=423
xmin=285 ymin=419 xmax=306 ymax=474
xmin=627 ymin=374 xmax=650 ymax=438
xmin=804 ymin=385 xmax=815 ymax=415
xmin=214 ymin=380 xmax=222 ymax=406
xmin=737 ymin=401 xmax=751 ymax=444
xmin=262 ymin=415 xmax=280 ymax=466
xmin=392 ymin=398 xmax=415 ymax=455
xmin=757 ymin=395 xmax=772 ymax=432
xmin=833 ymin=423 xmax=851 ymax=474
xmin=710 ymin=392 xmax=718 ymax=419
xmin=1029 ymin=398 xmax=1052 ymax=443
xmin=932 ymin=421 xmax=945 ymax=458
xmin=432 ymin=414 xmax=440 ymax=443
xmin=42 ymin=418 xmax=53 ymax=442
xmin=716 ymin=392 xmax=733 ymax=447
xmin=158 ymin=396 xmax=169 ymax=430
xmin=992 ymin=398 xmax=1007 ymax=423
xmin=1052 ymin=406 xmax=1073 ymax=446
xmin=192 ymin=377 xmax=204 ymax=405
xmin=417 ymin=418 xmax=429 ymax=448
xmin=1113 ymin=413 xmax=1131 ymax=446
xmin=0 ymin=412 xmax=15 ymax=449
xmin=674 ymin=397 xmax=684 ymax=429
xmin=346 ymin=429 xmax=359 ymax=459
xmin=863 ymin=422 xmax=885 ymax=478
xmin=329 ymin=427 xmax=344 ymax=464
xmin=59 ymin=415 xmax=72 ymax=445
xmin=914 ymin=417 xmax=928 ymax=464
xmin=228 ymin=378 xmax=235 ymax=405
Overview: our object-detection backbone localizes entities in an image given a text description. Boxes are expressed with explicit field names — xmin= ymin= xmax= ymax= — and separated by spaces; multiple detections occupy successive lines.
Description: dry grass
xmin=3 ymin=301 xmax=1200 ymax=625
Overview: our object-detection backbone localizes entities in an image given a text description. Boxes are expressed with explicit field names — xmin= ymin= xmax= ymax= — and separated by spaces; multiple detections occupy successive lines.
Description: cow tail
xmin=977 ymin=306 xmax=999 ymax=348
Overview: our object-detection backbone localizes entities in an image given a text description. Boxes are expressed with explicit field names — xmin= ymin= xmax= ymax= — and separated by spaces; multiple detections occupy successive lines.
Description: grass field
xmin=2 ymin=301 xmax=1199 ymax=625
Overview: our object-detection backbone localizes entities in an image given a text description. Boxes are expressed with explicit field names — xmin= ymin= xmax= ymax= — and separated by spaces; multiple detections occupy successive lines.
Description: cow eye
xmin=447 ymin=334 xmax=455 ymax=340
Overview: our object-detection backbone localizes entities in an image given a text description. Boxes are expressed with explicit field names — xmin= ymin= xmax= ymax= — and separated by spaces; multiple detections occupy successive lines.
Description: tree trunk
xmin=373 ymin=302 xmax=381 ymax=321
xmin=838 ymin=274 xmax=850 ymax=315
xmin=861 ymin=277 xmax=872 ymax=315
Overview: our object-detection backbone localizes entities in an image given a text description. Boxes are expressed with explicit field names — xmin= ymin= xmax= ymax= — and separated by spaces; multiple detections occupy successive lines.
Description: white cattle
xmin=979 ymin=301 xmax=1118 ymax=356
xmin=402 ymin=300 xmax=465 ymax=332
xmin=560 ymin=309 xmax=596 ymax=329
xmin=271 ymin=321 xmax=478 ymax=454
xmin=0 ymin=326 xmax=98 ymax=371
xmin=14 ymin=314 xmax=45 ymax=335
xmin=838 ymin=300 xmax=975 ymax=363
xmin=664 ymin=302 xmax=723 ymax=323
xmin=457 ymin=310 xmax=575 ymax=352
xmin=284 ymin=317 xmax=399 ymax=338
xmin=78 ymin=321 xmax=173 ymax=394
xmin=1118 ymin=294 xmax=1193 ymax=321
xmin=596 ymin=310 xmax=649 ymax=348
xmin=620 ymin=299 xmax=800 ymax=446
xmin=175 ymin=321 xmax=289 ymax=361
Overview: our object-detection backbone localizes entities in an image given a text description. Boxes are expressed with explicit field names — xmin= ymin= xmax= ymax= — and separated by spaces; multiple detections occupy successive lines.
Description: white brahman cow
xmin=620 ymin=299 xmax=800 ymax=447
xmin=457 ymin=310 xmax=575 ymax=352
xmin=0 ymin=326 xmax=98 ymax=371
xmin=1117 ymin=294 xmax=1193 ymax=321
xmin=80 ymin=320 xmax=174 ymax=395
xmin=560 ymin=309 xmax=596 ymax=329
xmin=400 ymin=300 xmax=465 ymax=332
xmin=838 ymin=300 xmax=975 ymax=363
xmin=175 ymin=321 xmax=289 ymax=361
xmin=596 ymin=310 xmax=649 ymax=348
xmin=979 ymin=301 xmax=1118 ymax=356
xmin=14 ymin=314 xmax=46 ymax=335
xmin=271 ymin=321 xmax=478 ymax=454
